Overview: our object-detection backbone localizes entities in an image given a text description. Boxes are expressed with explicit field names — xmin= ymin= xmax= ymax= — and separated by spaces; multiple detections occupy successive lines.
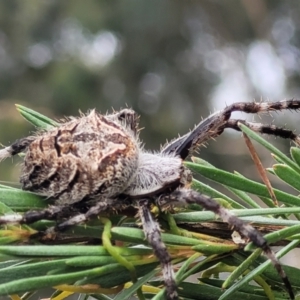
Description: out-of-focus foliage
xmin=1 ymin=1 xmax=300 ymax=181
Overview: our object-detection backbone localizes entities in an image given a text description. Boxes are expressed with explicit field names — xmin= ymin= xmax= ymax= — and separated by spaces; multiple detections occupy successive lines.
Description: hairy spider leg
xmin=45 ymin=201 xmax=110 ymax=235
xmin=158 ymin=189 xmax=294 ymax=300
xmin=138 ymin=199 xmax=178 ymax=300
xmin=225 ymin=119 xmax=300 ymax=145
xmin=0 ymin=136 xmax=34 ymax=161
xmin=0 ymin=199 xmax=127 ymax=235
xmin=162 ymin=99 xmax=300 ymax=159
xmin=0 ymin=206 xmax=63 ymax=225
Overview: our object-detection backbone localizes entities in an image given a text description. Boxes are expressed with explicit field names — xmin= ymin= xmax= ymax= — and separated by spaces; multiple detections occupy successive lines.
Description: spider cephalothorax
xmin=1 ymin=100 xmax=300 ymax=299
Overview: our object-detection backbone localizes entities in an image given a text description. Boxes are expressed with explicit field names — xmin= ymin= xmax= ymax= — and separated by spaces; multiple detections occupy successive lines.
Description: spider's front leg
xmin=225 ymin=119 xmax=300 ymax=145
xmin=138 ymin=199 xmax=178 ymax=300
xmin=162 ymin=99 xmax=300 ymax=159
xmin=159 ymin=188 xmax=294 ymax=300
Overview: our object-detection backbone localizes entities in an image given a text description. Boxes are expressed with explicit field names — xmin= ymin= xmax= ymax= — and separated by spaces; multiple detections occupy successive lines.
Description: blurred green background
xmin=1 ymin=0 xmax=300 ymax=183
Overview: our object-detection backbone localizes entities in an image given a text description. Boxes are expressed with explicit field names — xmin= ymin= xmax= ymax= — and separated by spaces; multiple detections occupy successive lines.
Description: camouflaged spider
xmin=0 ymin=99 xmax=300 ymax=300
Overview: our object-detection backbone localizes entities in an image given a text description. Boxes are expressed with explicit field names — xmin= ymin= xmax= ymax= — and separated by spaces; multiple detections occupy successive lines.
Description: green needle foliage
xmin=0 ymin=106 xmax=300 ymax=300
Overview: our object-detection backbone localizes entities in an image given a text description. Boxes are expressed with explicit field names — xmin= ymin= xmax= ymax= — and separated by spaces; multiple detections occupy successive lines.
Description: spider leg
xmin=0 ymin=205 xmax=63 ymax=225
xmin=0 ymin=199 xmax=122 ymax=237
xmin=225 ymin=119 xmax=300 ymax=145
xmin=138 ymin=199 xmax=178 ymax=300
xmin=45 ymin=201 xmax=111 ymax=235
xmin=0 ymin=136 xmax=34 ymax=161
xmin=162 ymin=99 xmax=300 ymax=159
xmin=159 ymin=188 xmax=294 ymax=300
xmin=161 ymin=110 xmax=224 ymax=158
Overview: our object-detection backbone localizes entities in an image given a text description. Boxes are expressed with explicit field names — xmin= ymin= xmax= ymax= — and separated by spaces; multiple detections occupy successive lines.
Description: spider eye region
xmin=20 ymin=110 xmax=139 ymax=205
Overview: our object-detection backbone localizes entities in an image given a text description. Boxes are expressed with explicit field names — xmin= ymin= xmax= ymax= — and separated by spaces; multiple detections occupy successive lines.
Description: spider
xmin=0 ymin=99 xmax=300 ymax=300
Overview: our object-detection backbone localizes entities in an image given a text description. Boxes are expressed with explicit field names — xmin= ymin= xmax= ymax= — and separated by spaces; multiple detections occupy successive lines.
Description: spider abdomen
xmin=20 ymin=110 xmax=139 ymax=205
